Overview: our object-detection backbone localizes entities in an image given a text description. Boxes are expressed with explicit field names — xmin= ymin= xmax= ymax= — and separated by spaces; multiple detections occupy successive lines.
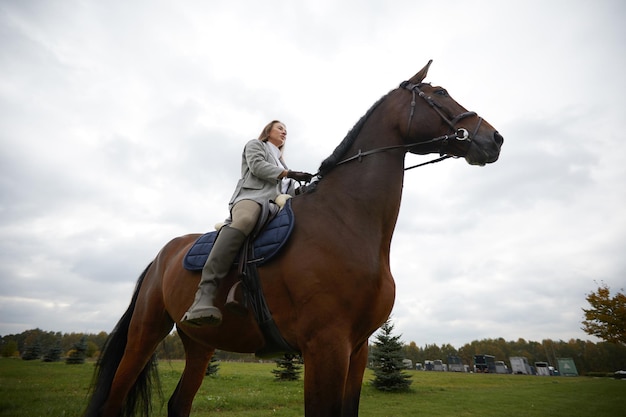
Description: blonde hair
xmin=258 ymin=120 xmax=283 ymax=142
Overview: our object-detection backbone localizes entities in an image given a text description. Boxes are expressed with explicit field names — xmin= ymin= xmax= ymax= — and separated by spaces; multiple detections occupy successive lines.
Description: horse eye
xmin=434 ymin=89 xmax=448 ymax=96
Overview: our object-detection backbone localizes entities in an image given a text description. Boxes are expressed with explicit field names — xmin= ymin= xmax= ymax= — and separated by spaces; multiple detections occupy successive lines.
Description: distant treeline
xmin=0 ymin=329 xmax=259 ymax=363
xmin=2 ymin=329 xmax=625 ymax=374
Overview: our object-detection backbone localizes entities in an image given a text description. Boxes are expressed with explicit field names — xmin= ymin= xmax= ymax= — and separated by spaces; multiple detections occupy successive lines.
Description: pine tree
xmin=370 ymin=319 xmax=412 ymax=392
xmin=66 ymin=336 xmax=87 ymax=364
xmin=43 ymin=340 xmax=63 ymax=362
xmin=271 ymin=353 xmax=302 ymax=381
xmin=21 ymin=340 xmax=42 ymax=361
xmin=205 ymin=355 xmax=220 ymax=376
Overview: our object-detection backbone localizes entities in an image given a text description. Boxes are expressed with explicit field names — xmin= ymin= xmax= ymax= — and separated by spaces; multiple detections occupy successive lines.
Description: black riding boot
xmin=181 ymin=226 xmax=247 ymax=326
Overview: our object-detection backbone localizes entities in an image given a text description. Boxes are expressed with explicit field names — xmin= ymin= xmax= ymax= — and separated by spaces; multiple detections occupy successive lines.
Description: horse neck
xmin=318 ymin=120 xmax=406 ymax=244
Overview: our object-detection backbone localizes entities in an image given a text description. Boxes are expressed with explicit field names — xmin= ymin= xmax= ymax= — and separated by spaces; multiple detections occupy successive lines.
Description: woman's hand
xmin=286 ymin=170 xmax=313 ymax=183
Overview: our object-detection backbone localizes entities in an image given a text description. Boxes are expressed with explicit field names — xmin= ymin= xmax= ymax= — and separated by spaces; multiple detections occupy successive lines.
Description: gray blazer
xmin=228 ymin=139 xmax=296 ymax=208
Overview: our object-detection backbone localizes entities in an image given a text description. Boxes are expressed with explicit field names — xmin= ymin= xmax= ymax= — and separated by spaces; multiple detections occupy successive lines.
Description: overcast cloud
xmin=1 ymin=0 xmax=625 ymax=348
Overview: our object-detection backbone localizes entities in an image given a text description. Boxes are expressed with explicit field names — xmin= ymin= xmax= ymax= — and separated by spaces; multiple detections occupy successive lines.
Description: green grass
xmin=0 ymin=358 xmax=624 ymax=416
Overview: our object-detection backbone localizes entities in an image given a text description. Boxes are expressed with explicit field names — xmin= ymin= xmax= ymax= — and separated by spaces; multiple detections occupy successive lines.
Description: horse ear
xmin=408 ymin=60 xmax=433 ymax=84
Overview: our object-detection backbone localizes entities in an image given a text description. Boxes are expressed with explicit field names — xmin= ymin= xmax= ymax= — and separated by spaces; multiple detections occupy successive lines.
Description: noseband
xmin=331 ymin=81 xmax=483 ymax=172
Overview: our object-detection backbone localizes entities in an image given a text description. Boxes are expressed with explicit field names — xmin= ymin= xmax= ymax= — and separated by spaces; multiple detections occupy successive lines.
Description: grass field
xmin=0 ymin=358 xmax=624 ymax=416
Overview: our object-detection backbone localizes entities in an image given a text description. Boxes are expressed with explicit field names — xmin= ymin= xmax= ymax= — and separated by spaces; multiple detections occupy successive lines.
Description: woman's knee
xmin=231 ymin=201 xmax=261 ymax=234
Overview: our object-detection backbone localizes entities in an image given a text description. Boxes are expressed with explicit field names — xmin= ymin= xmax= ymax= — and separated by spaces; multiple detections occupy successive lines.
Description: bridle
xmin=401 ymin=81 xmax=482 ymax=141
xmin=330 ymin=81 xmax=484 ymax=172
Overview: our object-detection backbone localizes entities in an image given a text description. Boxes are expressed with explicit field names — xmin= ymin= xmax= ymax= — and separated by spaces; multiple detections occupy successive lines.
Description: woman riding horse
xmin=83 ymin=60 xmax=502 ymax=417
xmin=182 ymin=120 xmax=312 ymax=327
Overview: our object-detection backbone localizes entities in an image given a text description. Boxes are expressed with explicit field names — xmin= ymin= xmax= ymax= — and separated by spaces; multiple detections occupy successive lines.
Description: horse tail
xmin=83 ymin=262 xmax=160 ymax=417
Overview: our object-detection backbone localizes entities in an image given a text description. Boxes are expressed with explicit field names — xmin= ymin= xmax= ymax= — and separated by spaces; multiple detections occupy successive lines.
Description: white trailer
xmin=535 ymin=361 xmax=551 ymax=376
xmin=509 ymin=356 xmax=532 ymax=375
xmin=447 ymin=355 xmax=466 ymax=372
xmin=495 ymin=360 xmax=509 ymax=374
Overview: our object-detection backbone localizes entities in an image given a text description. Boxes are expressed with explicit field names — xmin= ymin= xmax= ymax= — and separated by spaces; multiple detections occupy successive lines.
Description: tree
xmin=271 ymin=353 xmax=302 ymax=381
xmin=43 ymin=340 xmax=63 ymax=362
xmin=66 ymin=336 xmax=87 ymax=364
xmin=21 ymin=340 xmax=42 ymax=361
xmin=582 ymin=283 xmax=626 ymax=345
xmin=402 ymin=341 xmax=421 ymax=365
xmin=1 ymin=339 xmax=18 ymax=358
xmin=370 ymin=319 xmax=412 ymax=392
xmin=205 ymin=355 xmax=220 ymax=376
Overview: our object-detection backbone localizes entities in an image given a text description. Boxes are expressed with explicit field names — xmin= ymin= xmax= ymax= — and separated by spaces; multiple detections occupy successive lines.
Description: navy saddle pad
xmin=183 ymin=200 xmax=295 ymax=271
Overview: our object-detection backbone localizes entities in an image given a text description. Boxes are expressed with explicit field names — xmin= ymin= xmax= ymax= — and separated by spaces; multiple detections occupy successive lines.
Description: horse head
xmin=400 ymin=60 xmax=503 ymax=166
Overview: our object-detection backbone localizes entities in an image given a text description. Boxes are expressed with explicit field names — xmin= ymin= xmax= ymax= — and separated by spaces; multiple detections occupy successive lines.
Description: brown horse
xmin=83 ymin=61 xmax=503 ymax=417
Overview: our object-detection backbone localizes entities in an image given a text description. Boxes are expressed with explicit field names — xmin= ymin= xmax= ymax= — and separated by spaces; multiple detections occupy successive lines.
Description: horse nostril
xmin=494 ymin=131 xmax=504 ymax=147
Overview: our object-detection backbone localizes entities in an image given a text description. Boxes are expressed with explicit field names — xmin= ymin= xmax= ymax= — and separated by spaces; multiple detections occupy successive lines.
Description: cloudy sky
xmin=1 ymin=0 xmax=624 ymax=349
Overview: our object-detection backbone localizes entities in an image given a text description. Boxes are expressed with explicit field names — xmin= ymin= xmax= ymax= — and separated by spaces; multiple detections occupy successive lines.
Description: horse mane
xmin=317 ymin=91 xmax=391 ymax=177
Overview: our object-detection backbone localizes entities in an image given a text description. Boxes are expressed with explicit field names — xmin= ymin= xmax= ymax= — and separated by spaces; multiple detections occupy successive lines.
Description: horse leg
xmin=302 ymin=336 xmax=350 ymax=417
xmin=342 ymin=341 xmax=369 ymax=417
xmin=167 ymin=330 xmax=213 ymax=417
xmin=100 ymin=329 xmax=171 ymax=415
xmin=101 ymin=299 xmax=173 ymax=416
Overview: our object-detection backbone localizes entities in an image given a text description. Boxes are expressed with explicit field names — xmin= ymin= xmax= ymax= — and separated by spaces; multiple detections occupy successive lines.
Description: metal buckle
xmin=456 ymin=128 xmax=470 ymax=141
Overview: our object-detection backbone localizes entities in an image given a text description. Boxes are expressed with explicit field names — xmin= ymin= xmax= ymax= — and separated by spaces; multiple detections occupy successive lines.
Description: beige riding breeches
xmin=229 ymin=199 xmax=261 ymax=236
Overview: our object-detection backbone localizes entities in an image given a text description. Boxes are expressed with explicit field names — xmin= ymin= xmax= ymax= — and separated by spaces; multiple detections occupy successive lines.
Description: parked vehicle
xmin=556 ymin=357 xmax=578 ymax=376
xmin=510 ymin=356 xmax=532 ymax=375
xmin=447 ymin=355 xmax=466 ymax=372
xmin=474 ymin=354 xmax=496 ymax=373
xmin=535 ymin=361 xmax=550 ymax=376
xmin=495 ymin=360 xmax=509 ymax=374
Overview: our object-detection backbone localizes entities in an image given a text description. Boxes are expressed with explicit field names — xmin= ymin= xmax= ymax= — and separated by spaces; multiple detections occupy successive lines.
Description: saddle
xmin=183 ymin=199 xmax=299 ymax=357
xmin=183 ymin=200 xmax=294 ymax=271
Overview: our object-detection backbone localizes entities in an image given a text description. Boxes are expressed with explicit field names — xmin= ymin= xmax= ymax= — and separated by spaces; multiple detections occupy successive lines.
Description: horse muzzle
xmin=465 ymin=131 xmax=503 ymax=166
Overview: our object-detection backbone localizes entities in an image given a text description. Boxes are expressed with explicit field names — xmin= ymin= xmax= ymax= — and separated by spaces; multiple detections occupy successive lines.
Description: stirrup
xmin=225 ymin=281 xmax=248 ymax=316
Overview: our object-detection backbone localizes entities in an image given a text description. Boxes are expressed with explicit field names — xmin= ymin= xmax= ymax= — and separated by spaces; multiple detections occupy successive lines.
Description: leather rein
xmin=333 ymin=81 xmax=484 ymax=171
